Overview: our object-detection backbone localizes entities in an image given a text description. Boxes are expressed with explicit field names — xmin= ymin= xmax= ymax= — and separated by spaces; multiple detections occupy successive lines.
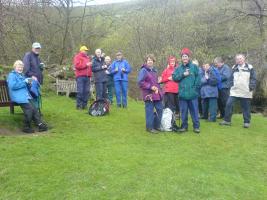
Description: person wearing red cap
xmin=172 ymin=48 xmax=201 ymax=133
xmin=159 ymin=56 xmax=179 ymax=114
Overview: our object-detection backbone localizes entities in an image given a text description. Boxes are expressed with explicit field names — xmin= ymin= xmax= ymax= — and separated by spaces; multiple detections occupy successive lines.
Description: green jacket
xmin=172 ymin=61 xmax=201 ymax=100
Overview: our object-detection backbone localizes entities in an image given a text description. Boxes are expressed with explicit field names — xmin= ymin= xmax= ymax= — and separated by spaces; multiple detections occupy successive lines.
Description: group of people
xmin=138 ymin=48 xmax=257 ymax=133
xmin=6 ymin=42 xmax=257 ymax=135
xmin=73 ymin=46 xmax=132 ymax=110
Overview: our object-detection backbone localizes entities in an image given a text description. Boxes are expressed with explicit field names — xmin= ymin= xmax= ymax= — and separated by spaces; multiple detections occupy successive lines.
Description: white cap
xmin=32 ymin=42 xmax=41 ymax=49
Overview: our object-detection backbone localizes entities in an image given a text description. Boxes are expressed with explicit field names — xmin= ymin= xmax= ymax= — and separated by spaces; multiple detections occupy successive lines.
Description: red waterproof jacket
xmin=161 ymin=66 xmax=179 ymax=93
xmin=73 ymin=52 xmax=92 ymax=78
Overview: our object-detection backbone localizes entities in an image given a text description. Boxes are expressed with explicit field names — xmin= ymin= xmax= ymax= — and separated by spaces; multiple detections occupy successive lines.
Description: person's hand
xmin=205 ymin=72 xmax=209 ymax=79
xmin=152 ymin=86 xmax=159 ymax=94
xmin=158 ymin=76 xmax=162 ymax=83
xmin=31 ymin=76 xmax=37 ymax=81
xmin=115 ymin=67 xmax=119 ymax=72
xmin=25 ymin=78 xmax=32 ymax=84
xmin=102 ymin=65 xmax=107 ymax=69
xmin=105 ymin=70 xmax=110 ymax=74
xmin=168 ymin=76 xmax=173 ymax=81
xmin=183 ymin=69 xmax=190 ymax=76
xmin=122 ymin=67 xmax=126 ymax=72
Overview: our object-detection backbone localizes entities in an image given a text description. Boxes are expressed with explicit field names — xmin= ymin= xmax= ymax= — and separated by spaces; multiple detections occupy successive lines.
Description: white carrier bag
xmin=160 ymin=108 xmax=174 ymax=132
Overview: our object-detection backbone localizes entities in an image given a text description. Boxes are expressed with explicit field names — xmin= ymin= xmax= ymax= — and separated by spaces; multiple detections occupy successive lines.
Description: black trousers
xmin=164 ymin=92 xmax=179 ymax=113
xmin=19 ymin=100 xmax=42 ymax=127
xmin=218 ymin=88 xmax=230 ymax=118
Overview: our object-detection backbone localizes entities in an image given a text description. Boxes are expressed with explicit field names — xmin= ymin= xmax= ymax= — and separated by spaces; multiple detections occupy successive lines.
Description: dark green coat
xmin=172 ymin=61 xmax=201 ymax=100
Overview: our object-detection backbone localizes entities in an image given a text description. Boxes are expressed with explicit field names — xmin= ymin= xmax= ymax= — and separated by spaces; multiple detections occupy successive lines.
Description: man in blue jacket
xmin=110 ymin=51 xmax=131 ymax=108
xmin=214 ymin=57 xmax=231 ymax=119
xmin=7 ymin=60 xmax=48 ymax=133
xmin=23 ymin=42 xmax=44 ymax=84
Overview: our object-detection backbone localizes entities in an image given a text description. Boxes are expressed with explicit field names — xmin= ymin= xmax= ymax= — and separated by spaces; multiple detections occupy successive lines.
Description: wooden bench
xmin=0 ymin=80 xmax=16 ymax=114
xmin=55 ymin=78 xmax=95 ymax=99
xmin=56 ymin=79 xmax=77 ymax=97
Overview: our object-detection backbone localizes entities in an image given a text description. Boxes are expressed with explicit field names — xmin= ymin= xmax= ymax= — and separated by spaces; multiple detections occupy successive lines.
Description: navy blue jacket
xmin=218 ymin=64 xmax=231 ymax=89
xmin=23 ymin=51 xmax=43 ymax=84
xmin=92 ymin=56 xmax=108 ymax=83
xmin=200 ymin=68 xmax=218 ymax=98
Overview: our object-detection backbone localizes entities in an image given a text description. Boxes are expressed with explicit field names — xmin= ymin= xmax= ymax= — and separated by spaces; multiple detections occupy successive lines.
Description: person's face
xmin=235 ymin=55 xmax=245 ymax=65
xmin=181 ymin=55 xmax=189 ymax=64
xmin=15 ymin=64 xmax=24 ymax=73
xmin=169 ymin=59 xmax=176 ymax=67
xmin=105 ymin=57 xmax=111 ymax=64
xmin=95 ymin=50 xmax=102 ymax=57
xmin=32 ymin=48 xmax=41 ymax=55
xmin=116 ymin=54 xmax=122 ymax=60
xmin=214 ymin=61 xmax=223 ymax=68
xmin=203 ymin=64 xmax=210 ymax=71
xmin=146 ymin=58 xmax=154 ymax=67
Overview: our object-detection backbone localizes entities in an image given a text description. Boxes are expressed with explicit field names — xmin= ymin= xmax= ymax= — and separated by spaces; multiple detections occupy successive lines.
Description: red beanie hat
xmin=180 ymin=48 xmax=192 ymax=56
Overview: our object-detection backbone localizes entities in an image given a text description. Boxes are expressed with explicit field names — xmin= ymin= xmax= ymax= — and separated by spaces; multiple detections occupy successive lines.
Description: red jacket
xmin=73 ymin=52 xmax=92 ymax=77
xmin=161 ymin=66 xmax=179 ymax=93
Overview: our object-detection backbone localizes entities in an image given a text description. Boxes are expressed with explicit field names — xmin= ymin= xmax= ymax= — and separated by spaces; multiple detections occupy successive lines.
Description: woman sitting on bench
xmin=7 ymin=60 xmax=48 ymax=133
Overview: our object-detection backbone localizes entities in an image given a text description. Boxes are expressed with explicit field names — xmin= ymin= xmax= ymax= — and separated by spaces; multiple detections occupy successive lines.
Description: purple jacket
xmin=137 ymin=65 xmax=162 ymax=101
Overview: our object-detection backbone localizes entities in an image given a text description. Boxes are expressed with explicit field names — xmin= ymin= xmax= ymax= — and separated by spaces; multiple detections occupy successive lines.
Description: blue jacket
xmin=200 ymin=68 xmax=218 ymax=98
xmin=7 ymin=70 xmax=32 ymax=104
xmin=23 ymin=51 xmax=43 ymax=84
xmin=92 ymin=56 xmax=108 ymax=83
xmin=110 ymin=59 xmax=131 ymax=81
xmin=218 ymin=64 xmax=231 ymax=89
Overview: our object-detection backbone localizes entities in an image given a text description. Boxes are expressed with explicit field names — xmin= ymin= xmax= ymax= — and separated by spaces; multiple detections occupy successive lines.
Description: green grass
xmin=0 ymin=95 xmax=266 ymax=200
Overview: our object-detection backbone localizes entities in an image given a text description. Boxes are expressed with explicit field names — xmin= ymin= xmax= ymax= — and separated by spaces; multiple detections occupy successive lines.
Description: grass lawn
xmin=0 ymin=95 xmax=266 ymax=200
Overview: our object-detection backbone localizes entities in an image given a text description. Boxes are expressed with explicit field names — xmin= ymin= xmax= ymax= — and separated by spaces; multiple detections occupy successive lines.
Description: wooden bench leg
xmin=10 ymin=104 xmax=14 ymax=114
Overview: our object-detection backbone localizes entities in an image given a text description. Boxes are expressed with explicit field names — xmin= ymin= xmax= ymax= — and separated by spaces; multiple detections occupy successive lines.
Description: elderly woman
xmin=138 ymin=54 xmax=163 ymax=133
xmin=7 ymin=60 xmax=48 ymax=133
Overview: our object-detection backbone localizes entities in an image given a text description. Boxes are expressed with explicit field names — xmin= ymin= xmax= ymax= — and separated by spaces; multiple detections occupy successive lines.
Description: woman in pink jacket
xmin=160 ymin=56 xmax=179 ymax=113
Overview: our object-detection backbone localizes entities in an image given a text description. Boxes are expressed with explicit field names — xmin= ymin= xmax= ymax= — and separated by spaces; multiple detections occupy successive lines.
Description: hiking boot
xmin=243 ymin=123 xmax=250 ymax=128
xmin=146 ymin=129 xmax=158 ymax=134
xmin=22 ymin=127 xmax=35 ymax=134
xmin=178 ymin=128 xmax=188 ymax=133
xmin=219 ymin=120 xmax=231 ymax=126
xmin=194 ymin=128 xmax=200 ymax=134
xmin=38 ymin=123 xmax=48 ymax=132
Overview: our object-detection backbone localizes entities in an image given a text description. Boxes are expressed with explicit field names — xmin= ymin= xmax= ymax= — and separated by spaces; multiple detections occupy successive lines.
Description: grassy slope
xmin=0 ymin=95 xmax=266 ymax=200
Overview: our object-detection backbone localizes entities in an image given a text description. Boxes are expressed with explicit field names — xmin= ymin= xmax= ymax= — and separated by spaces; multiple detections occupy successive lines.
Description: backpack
xmin=89 ymin=99 xmax=109 ymax=116
xmin=211 ymin=66 xmax=222 ymax=90
xmin=160 ymin=108 xmax=179 ymax=132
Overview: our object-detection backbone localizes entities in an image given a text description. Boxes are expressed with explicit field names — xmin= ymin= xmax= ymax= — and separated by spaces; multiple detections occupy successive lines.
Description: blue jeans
xmin=202 ymin=97 xmax=218 ymax=121
xmin=95 ymin=82 xmax=107 ymax=100
xmin=179 ymin=98 xmax=200 ymax=129
xmin=145 ymin=100 xmax=163 ymax=130
xmin=224 ymin=96 xmax=251 ymax=123
xmin=76 ymin=76 xmax=90 ymax=108
xmin=114 ymin=81 xmax=128 ymax=107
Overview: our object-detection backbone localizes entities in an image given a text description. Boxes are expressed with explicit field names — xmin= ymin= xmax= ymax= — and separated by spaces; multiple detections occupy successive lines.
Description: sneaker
xmin=38 ymin=123 xmax=48 ymax=132
xmin=146 ymin=129 xmax=158 ymax=134
xmin=219 ymin=120 xmax=231 ymax=126
xmin=178 ymin=128 xmax=188 ymax=133
xmin=193 ymin=128 xmax=200 ymax=134
xmin=22 ymin=127 xmax=35 ymax=134
xmin=243 ymin=123 xmax=250 ymax=128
